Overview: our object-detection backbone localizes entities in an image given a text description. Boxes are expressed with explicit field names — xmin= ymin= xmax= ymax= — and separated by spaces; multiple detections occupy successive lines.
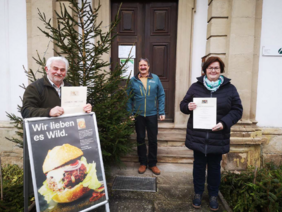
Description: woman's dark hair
xmin=202 ymin=56 xmax=225 ymax=74
xmin=139 ymin=58 xmax=150 ymax=66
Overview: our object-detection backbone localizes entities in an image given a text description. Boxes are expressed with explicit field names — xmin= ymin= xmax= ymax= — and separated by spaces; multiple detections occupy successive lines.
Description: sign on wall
xmin=118 ymin=45 xmax=136 ymax=58
xmin=120 ymin=59 xmax=134 ymax=79
xmin=262 ymin=46 xmax=282 ymax=56
xmin=24 ymin=113 xmax=109 ymax=212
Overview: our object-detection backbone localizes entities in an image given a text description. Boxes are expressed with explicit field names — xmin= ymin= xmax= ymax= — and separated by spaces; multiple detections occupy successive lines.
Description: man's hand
xmin=159 ymin=115 xmax=165 ymax=121
xmin=83 ymin=103 xmax=92 ymax=113
xmin=49 ymin=106 xmax=64 ymax=117
xmin=130 ymin=116 xmax=135 ymax=121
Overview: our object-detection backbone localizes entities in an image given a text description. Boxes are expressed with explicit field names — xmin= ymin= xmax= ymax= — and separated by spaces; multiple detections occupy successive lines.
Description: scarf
xmin=203 ymin=75 xmax=224 ymax=92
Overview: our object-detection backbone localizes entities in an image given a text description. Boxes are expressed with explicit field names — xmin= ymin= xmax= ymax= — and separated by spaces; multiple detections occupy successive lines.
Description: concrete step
xmin=122 ymin=147 xmax=194 ymax=164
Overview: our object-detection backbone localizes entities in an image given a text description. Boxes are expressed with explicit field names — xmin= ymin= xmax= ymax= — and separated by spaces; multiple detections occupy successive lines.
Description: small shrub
xmin=0 ymin=164 xmax=34 ymax=212
xmin=220 ymin=163 xmax=282 ymax=212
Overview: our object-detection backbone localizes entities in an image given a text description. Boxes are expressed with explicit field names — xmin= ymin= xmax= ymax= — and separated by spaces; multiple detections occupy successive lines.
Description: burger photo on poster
xmin=38 ymin=144 xmax=103 ymax=203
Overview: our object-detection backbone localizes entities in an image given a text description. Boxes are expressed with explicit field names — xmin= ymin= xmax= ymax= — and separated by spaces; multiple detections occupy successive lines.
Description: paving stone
xmin=89 ymin=164 xmax=230 ymax=212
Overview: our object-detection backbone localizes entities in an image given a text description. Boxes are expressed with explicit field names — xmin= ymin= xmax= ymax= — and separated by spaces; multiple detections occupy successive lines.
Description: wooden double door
xmin=111 ymin=0 xmax=178 ymax=121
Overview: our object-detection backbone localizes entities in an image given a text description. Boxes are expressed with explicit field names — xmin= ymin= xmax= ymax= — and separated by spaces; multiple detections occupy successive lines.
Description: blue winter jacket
xmin=127 ymin=73 xmax=165 ymax=117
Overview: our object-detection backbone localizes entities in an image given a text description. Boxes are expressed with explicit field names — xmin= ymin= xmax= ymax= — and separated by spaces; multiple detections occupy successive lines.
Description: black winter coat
xmin=21 ymin=76 xmax=71 ymax=118
xmin=180 ymin=76 xmax=243 ymax=155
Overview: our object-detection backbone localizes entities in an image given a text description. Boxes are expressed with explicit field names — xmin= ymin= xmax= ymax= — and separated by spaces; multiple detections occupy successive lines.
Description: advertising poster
xmin=24 ymin=113 xmax=108 ymax=212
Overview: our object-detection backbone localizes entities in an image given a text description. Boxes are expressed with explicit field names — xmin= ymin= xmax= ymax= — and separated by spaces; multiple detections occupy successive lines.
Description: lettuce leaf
xmin=38 ymin=180 xmax=57 ymax=203
xmin=81 ymin=156 xmax=102 ymax=190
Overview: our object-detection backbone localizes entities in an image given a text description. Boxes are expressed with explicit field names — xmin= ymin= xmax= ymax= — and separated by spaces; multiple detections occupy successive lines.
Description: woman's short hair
xmin=139 ymin=58 xmax=150 ymax=66
xmin=46 ymin=56 xmax=69 ymax=71
xmin=202 ymin=56 xmax=225 ymax=74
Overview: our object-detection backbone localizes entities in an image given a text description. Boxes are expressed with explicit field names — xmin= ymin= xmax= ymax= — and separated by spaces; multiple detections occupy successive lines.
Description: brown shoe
xmin=138 ymin=165 xmax=147 ymax=174
xmin=149 ymin=166 xmax=161 ymax=175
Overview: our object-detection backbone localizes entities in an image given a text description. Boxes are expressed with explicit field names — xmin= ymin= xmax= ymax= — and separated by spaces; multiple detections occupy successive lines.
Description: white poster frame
xmin=24 ymin=112 xmax=109 ymax=212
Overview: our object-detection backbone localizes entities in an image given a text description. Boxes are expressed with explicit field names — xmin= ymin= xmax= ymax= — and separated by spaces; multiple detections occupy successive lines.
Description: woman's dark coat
xmin=180 ymin=76 xmax=243 ymax=155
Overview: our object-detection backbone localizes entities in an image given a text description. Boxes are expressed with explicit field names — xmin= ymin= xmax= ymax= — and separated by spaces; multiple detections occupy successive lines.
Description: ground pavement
xmin=91 ymin=164 xmax=228 ymax=212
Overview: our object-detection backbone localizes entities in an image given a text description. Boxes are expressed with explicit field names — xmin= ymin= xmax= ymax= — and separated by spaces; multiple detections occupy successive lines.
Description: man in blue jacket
xmin=127 ymin=58 xmax=165 ymax=175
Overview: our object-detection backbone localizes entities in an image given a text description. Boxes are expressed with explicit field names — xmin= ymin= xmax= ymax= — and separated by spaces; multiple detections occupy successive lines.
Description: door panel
xmin=111 ymin=0 xmax=177 ymax=121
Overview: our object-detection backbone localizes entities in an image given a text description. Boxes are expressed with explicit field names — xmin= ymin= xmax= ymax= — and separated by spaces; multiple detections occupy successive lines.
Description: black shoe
xmin=192 ymin=194 xmax=202 ymax=209
xmin=209 ymin=196 xmax=219 ymax=211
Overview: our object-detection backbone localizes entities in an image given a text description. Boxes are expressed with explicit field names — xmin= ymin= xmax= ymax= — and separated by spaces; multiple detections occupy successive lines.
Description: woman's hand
xmin=212 ymin=122 xmax=224 ymax=131
xmin=188 ymin=102 xmax=197 ymax=111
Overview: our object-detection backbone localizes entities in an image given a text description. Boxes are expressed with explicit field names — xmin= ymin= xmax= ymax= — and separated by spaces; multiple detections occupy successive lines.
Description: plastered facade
xmin=1 ymin=0 xmax=282 ymax=170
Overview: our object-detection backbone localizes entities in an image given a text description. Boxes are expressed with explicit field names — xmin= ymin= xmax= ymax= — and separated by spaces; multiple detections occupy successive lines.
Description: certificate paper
xmin=193 ymin=98 xmax=217 ymax=129
xmin=61 ymin=86 xmax=87 ymax=115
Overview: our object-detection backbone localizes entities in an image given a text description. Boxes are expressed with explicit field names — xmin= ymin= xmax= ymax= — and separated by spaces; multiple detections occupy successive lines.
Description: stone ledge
xmin=1 ymin=156 xmax=23 ymax=168
xmin=0 ymin=121 xmax=15 ymax=128
xmin=230 ymin=137 xmax=266 ymax=145
xmin=261 ymin=128 xmax=282 ymax=135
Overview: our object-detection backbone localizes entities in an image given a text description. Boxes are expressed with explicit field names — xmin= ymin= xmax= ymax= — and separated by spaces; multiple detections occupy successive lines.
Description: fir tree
xmin=6 ymin=0 xmax=134 ymax=166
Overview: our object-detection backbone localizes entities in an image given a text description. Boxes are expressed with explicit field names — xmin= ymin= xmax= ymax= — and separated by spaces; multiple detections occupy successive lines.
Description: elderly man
xmin=21 ymin=56 xmax=91 ymax=118
xmin=127 ymin=58 xmax=165 ymax=175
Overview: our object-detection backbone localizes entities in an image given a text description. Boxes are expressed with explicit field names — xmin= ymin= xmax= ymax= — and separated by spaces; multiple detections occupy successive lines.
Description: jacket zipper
xmin=144 ymin=88 xmax=147 ymax=117
xmin=142 ymin=84 xmax=147 ymax=117
xmin=205 ymin=91 xmax=213 ymax=157
xmin=148 ymin=85 xmax=151 ymax=96
xmin=205 ymin=132 xmax=209 ymax=157
xmin=139 ymin=86 xmax=143 ymax=96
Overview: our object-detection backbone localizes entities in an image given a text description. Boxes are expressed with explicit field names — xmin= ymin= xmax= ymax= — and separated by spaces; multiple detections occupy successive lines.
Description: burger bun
xmin=43 ymin=144 xmax=83 ymax=174
xmin=52 ymin=183 xmax=90 ymax=203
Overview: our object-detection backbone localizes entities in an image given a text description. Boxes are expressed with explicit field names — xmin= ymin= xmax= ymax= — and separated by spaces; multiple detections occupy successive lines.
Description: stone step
xmin=122 ymin=147 xmax=194 ymax=164
xmin=127 ymin=146 xmax=193 ymax=156
xmin=130 ymin=131 xmax=186 ymax=142
xmin=119 ymin=161 xmax=194 ymax=173
xmin=121 ymin=155 xmax=194 ymax=164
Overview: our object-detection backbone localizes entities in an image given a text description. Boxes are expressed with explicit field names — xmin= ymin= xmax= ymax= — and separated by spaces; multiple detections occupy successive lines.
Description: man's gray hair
xmin=46 ymin=56 xmax=69 ymax=71
xmin=139 ymin=58 xmax=150 ymax=66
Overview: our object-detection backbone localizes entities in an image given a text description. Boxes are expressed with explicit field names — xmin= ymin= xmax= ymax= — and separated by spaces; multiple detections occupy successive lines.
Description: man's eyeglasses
xmin=207 ymin=67 xmax=220 ymax=71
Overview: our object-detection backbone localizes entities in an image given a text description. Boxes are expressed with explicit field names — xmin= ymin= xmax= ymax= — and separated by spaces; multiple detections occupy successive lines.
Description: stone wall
xmin=0 ymin=121 xmax=23 ymax=168
xmin=261 ymin=128 xmax=282 ymax=166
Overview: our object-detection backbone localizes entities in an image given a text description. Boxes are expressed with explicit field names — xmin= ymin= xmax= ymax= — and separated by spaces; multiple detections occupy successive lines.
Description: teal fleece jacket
xmin=127 ymin=72 xmax=165 ymax=117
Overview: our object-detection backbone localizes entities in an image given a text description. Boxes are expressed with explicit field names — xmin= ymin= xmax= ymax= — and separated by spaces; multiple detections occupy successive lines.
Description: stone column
xmin=27 ymin=0 xmax=56 ymax=79
xmin=174 ymin=0 xmax=195 ymax=128
xmin=205 ymin=0 xmax=264 ymax=170
xmin=205 ymin=0 xmax=262 ymax=125
xmin=93 ymin=0 xmax=111 ymax=73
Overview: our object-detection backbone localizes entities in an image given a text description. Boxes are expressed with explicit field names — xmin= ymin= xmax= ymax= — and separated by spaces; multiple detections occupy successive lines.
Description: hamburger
xmin=38 ymin=144 xmax=101 ymax=203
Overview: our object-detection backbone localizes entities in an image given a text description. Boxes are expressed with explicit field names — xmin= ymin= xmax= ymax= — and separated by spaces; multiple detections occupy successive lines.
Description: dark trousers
xmin=193 ymin=150 xmax=222 ymax=197
xmin=135 ymin=115 xmax=158 ymax=167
